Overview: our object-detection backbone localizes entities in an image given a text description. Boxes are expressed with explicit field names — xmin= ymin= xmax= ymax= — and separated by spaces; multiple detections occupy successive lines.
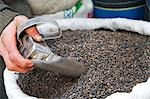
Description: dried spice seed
xmin=17 ymin=30 xmax=150 ymax=99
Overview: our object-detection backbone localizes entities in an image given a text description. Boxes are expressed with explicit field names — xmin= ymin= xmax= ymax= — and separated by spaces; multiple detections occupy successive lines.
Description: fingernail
xmin=25 ymin=59 xmax=33 ymax=65
xmin=35 ymin=35 xmax=42 ymax=42
xmin=29 ymin=62 xmax=33 ymax=66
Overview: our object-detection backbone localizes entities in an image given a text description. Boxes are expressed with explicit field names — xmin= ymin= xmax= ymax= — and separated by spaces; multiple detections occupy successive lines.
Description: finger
xmin=5 ymin=40 xmax=33 ymax=68
xmin=2 ymin=50 xmax=33 ymax=73
xmin=9 ymin=49 xmax=33 ymax=68
xmin=1 ymin=21 xmax=33 ymax=68
xmin=2 ymin=38 xmax=33 ymax=68
xmin=25 ymin=26 xmax=42 ymax=42
xmin=7 ymin=65 xmax=33 ymax=73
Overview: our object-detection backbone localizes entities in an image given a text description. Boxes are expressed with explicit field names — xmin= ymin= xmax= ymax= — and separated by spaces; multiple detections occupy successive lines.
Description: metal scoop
xmin=17 ymin=17 xmax=86 ymax=78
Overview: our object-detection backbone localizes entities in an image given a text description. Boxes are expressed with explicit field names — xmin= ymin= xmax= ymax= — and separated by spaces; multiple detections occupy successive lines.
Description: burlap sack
xmin=27 ymin=0 xmax=79 ymax=15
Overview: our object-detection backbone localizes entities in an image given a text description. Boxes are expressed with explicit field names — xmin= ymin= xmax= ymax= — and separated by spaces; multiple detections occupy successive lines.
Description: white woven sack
xmin=4 ymin=18 xmax=150 ymax=99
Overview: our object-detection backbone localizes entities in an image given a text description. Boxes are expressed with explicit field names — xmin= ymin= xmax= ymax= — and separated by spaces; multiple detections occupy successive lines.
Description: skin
xmin=0 ymin=15 xmax=42 ymax=73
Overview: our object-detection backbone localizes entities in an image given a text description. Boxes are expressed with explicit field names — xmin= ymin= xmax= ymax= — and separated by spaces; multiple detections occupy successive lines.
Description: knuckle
xmin=7 ymin=66 xmax=14 ymax=71
xmin=9 ymin=55 xmax=24 ymax=66
xmin=20 ymin=61 xmax=27 ymax=67
xmin=9 ymin=53 xmax=21 ymax=64
xmin=9 ymin=54 xmax=16 ymax=62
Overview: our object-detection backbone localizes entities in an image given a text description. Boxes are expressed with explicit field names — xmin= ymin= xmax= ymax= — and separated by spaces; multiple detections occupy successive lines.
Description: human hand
xmin=0 ymin=15 xmax=42 ymax=73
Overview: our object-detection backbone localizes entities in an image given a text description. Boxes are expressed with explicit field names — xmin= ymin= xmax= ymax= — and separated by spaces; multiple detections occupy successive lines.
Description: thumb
xmin=25 ymin=26 xmax=43 ymax=42
xmin=14 ymin=15 xmax=42 ymax=42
